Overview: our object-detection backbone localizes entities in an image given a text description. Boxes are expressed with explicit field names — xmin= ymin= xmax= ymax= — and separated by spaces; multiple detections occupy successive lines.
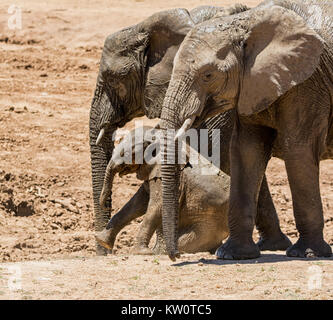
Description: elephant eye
xmin=203 ymin=72 xmax=213 ymax=82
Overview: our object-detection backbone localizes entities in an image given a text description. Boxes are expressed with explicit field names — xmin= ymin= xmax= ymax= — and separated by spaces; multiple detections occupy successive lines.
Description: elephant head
xmin=99 ymin=126 xmax=161 ymax=210
xmin=89 ymin=9 xmax=195 ymax=254
xmin=160 ymin=5 xmax=324 ymax=260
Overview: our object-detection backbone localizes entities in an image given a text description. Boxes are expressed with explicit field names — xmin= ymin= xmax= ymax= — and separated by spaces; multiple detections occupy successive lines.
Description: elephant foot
xmin=215 ymin=238 xmax=260 ymax=260
xmin=286 ymin=238 xmax=332 ymax=258
xmin=152 ymin=230 xmax=167 ymax=255
xmin=257 ymin=232 xmax=292 ymax=251
xmin=95 ymin=228 xmax=116 ymax=252
xmin=131 ymin=245 xmax=153 ymax=255
xmin=152 ymin=245 xmax=167 ymax=255
xmin=96 ymin=244 xmax=109 ymax=256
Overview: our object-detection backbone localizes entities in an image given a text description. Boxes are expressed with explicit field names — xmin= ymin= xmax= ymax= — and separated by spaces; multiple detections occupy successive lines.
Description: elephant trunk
xmin=89 ymin=82 xmax=117 ymax=255
xmin=99 ymin=160 xmax=117 ymax=211
xmin=160 ymin=129 xmax=181 ymax=261
xmin=160 ymin=77 xmax=200 ymax=261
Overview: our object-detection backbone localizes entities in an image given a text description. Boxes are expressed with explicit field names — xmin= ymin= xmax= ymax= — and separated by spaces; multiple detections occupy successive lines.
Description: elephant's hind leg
xmin=284 ymin=146 xmax=332 ymax=258
xmin=256 ymin=177 xmax=292 ymax=251
xmin=131 ymin=205 xmax=162 ymax=255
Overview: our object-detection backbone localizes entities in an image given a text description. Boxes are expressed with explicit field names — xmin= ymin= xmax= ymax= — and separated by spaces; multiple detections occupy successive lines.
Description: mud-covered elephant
xmin=89 ymin=4 xmax=290 ymax=255
xmin=159 ymin=0 xmax=333 ymax=260
xmin=95 ymin=126 xmax=230 ymax=254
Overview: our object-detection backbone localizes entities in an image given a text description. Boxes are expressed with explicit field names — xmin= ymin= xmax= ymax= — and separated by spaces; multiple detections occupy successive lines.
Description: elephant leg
xmin=256 ymin=177 xmax=292 ymax=251
xmin=131 ymin=205 xmax=162 ymax=255
xmin=177 ymin=228 xmax=198 ymax=253
xmin=152 ymin=226 xmax=167 ymax=255
xmin=284 ymin=147 xmax=332 ymax=258
xmin=216 ymin=122 xmax=274 ymax=260
xmin=95 ymin=183 xmax=149 ymax=252
xmin=178 ymin=226 xmax=221 ymax=254
xmin=204 ymin=113 xmax=290 ymax=251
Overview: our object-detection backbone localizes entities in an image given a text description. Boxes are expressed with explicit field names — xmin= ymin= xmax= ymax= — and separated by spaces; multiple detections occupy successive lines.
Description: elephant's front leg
xmin=131 ymin=204 xmax=162 ymax=255
xmin=256 ymin=176 xmax=292 ymax=251
xmin=95 ymin=183 xmax=149 ymax=252
xmin=132 ymin=180 xmax=163 ymax=255
xmin=284 ymin=147 xmax=332 ymax=258
xmin=216 ymin=121 xmax=274 ymax=260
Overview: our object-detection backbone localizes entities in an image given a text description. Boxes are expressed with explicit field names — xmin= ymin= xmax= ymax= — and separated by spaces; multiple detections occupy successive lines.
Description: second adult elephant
xmin=159 ymin=0 xmax=333 ymax=260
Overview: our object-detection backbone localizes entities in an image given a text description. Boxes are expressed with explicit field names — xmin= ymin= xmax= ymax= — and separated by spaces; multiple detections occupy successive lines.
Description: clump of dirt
xmin=0 ymin=169 xmax=95 ymax=262
xmin=0 ymin=172 xmax=35 ymax=217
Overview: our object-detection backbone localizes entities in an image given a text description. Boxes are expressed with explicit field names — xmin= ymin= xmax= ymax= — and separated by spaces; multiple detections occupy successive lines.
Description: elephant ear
xmin=140 ymin=8 xmax=195 ymax=66
xmin=238 ymin=6 xmax=324 ymax=116
xmin=137 ymin=142 xmax=161 ymax=180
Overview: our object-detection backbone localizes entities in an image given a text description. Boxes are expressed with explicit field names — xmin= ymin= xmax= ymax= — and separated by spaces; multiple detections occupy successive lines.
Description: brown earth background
xmin=0 ymin=0 xmax=332 ymax=300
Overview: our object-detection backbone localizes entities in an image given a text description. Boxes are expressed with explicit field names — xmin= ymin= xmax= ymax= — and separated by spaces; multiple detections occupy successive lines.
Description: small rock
xmin=76 ymin=202 xmax=83 ymax=209
xmin=15 ymin=201 xmax=34 ymax=217
xmin=198 ymin=262 xmax=204 ymax=266
xmin=51 ymin=223 xmax=59 ymax=230
xmin=305 ymin=248 xmax=315 ymax=258
xmin=14 ymin=242 xmax=23 ymax=250
xmin=51 ymin=199 xmax=79 ymax=214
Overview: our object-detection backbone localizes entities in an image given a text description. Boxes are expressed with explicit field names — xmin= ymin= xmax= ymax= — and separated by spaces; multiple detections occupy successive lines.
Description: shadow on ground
xmin=172 ymin=249 xmax=333 ymax=267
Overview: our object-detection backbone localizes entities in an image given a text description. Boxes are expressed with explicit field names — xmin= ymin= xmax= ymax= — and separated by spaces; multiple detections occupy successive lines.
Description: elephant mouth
xmin=183 ymin=100 xmax=232 ymax=130
xmin=118 ymin=165 xmax=140 ymax=178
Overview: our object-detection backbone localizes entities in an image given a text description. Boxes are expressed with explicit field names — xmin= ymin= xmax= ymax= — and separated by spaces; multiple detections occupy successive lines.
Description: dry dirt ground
xmin=0 ymin=0 xmax=332 ymax=300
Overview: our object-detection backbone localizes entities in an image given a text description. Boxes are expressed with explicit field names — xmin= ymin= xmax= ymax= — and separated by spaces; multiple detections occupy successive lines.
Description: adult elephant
xmin=89 ymin=4 xmax=290 ymax=255
xmin=160 ymin=0 xmax=333 ymax=260
xmin=90 ymin=7 xmax=208 ymax=254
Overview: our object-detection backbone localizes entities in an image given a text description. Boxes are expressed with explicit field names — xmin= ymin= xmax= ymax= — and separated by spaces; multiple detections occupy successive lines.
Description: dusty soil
xmin=0 ymin=0 xmax=332 ymax=299
xmin=0 ymin=253 xmax=333 ymax=300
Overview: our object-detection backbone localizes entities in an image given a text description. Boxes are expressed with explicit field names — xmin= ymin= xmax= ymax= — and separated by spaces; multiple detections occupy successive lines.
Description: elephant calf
xmin=95 ymin=127 xmax=230 ymax=254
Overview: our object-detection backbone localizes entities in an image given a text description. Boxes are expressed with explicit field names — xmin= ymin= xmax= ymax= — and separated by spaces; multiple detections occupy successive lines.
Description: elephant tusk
xmin=96 ymin=128 xmax=105 ymax=146
xmin=174 ymin=116 xmax=196 ymax=141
